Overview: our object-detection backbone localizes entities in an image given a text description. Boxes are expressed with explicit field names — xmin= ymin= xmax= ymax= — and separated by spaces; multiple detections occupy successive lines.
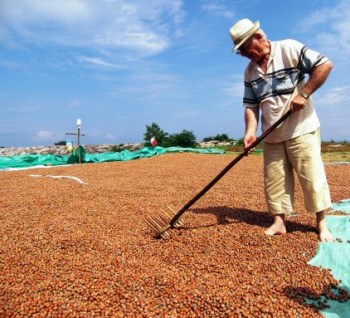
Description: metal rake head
xmin=145 ymin=206 xmax=184 ymax=239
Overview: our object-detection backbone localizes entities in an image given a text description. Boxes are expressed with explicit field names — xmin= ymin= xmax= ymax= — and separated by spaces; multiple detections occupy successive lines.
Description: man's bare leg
xmin=316 ymin=210 xmax=334 ymax=242
xmin=265 ymin=214 xmax=287 ymax=236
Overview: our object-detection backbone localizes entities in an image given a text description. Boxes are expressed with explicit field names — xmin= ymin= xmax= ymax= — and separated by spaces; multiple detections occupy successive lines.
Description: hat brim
xmin=232 ymin=21 xmax=260 ymax=52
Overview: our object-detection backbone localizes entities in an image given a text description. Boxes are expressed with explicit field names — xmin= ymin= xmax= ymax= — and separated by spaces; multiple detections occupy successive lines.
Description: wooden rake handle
xmin=168 ymin=109 xmax=293 ymax=227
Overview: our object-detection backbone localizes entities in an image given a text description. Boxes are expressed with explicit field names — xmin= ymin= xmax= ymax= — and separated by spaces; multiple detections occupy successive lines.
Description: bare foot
xmin=265 ymin=214 xmax=287 ymax=236
xmin=316 ymin=210 xmax=334 ymax=242
xmin=318 ymin=226 xmax=334 ymax=242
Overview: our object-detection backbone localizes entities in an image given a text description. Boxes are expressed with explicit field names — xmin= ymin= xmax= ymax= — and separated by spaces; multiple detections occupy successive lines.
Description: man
xmin=229 ymin=18 xmax=334 ymax=242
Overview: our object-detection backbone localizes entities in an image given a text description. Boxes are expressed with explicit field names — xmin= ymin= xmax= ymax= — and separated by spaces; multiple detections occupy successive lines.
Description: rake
xmin=145 ymin=109 xmax=293 ymax=239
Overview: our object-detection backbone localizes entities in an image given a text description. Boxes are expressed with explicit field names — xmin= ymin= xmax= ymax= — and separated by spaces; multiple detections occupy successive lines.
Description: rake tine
xmin=165 ymin=206 xmax=184 ymax=227
xmin=161 ymin=209 xmax=173 ymax=220
xmin=158 ymin=212 xmax=171 ymax=224
xmin=160 ymin=229 xmax=170 ymax=239
xmin=146 ymin=216 xmax=164 ymax=231
xmin=145 ymin=213 xmax=174 ymax=239
xmin=157 ymin=207 xmax=184 ymax=229
xmin=145 ymin=221 xmax=159 ymax=235
xmin=153 ymin=216 xmax=167 ymax=229
xmin=160 ymin=212 xmax=177 ymax=228
xmin=144 ymin=217 xmax=159 ymax=232
xmin=156 ymin=223 xmax=172 ymax=239
xmin=145 ymin=220 xmax=164 ymax=238
xmin=145 ymin=206 xmax=184 ymax=239
xmin=166 ymin=205 xmax=179 ymax=221
xmin=166 ymin=205 xmax=176 ymax=213
xmin=145 ymin=216 xmax=175 ymax=239
xmin=174 ymin=218 xmax=184 ymax=227
xmin=157 ymin=218 xmax=171 ymax=231
xmin=160 ymin=210 xmax=174 ymax=224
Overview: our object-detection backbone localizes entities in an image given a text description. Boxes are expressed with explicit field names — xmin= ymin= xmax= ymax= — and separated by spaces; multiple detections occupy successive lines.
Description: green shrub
xmin=203 ymin=133 xmax=232 ymax=142
xmin=54 ymin=140 xmax=67 ymax=146
xmin=111 ymin=144 xmax=124 ymax=152
xmin=167 ymin=130 xmax=197 ymax=148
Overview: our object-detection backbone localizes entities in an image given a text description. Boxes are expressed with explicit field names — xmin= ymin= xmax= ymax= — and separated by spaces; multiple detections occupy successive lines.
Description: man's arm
xmin=244 ymin=106 xmax=259 ymax=151
xmin=302 ymin=60 xmax=333 ymax=95
xmin=291 ymin=60 xmax=333 ymax=112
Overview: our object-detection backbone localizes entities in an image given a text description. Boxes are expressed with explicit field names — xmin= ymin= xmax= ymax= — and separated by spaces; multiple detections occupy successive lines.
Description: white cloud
xmin=315 ymin=86 xmax=350 ymax=107
xmin=32 ymin=130 xmax=57 ymax=142
xmin=223 ymin=82 xmax=244 ymax=99
xmin=0 ymin=0 xmax=185 ymax=56
xmin=200 ymin=2 xmax=235 ymax=19
xmin=69 ymin=100 xmax=82 ymax=108
xmin=0 ymin=58 xmax=21 ymax=69
xmin=297 ymin=0 xmax=350 ymax=55
xmin=15 ymin=0 xmax=91 ymax=24
xmin=172 ymin=107 xmax=200 ymax=120
xmin=10 ymin=105 xmax=41 ymax=113
xmin=105 ymin=134 xmax=116 ymax=141
xmin=78 ymin=56 xmax=122 ymax=69
xmin=109 ymin=71 xmax=183 ymax=101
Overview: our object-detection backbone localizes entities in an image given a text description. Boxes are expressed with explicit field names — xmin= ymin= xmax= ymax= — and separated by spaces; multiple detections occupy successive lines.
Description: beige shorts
xmin=263 ymin=129 xmax=332 ymax=215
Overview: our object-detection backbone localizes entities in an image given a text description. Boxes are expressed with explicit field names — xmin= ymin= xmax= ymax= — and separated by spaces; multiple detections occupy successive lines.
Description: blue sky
xmin=1 ymin=0 xmax=349 ymax=147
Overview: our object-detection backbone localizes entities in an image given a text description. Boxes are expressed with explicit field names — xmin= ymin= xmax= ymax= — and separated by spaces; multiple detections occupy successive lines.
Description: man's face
xmin=238 ymin=35 xmax=266 ymax=63
xmin=236 ymin=36 xmax=255 ymax=56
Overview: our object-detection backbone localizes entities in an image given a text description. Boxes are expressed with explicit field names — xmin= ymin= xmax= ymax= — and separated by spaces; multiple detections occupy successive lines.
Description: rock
xmin=0 ymin=143 xmax=152 ymax=156
xmin=197 ymin=141 xmax=234 ymax=148
xmin=0 ymin=141 xmax=233 ymax=156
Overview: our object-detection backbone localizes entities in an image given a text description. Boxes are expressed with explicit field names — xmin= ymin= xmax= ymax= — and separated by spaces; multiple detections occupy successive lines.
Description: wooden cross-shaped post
xmin=65 ymin=119 xmax=85 ymax=163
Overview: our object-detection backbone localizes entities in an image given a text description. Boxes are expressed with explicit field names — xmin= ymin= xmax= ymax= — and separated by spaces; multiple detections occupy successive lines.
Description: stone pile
xmin=0 ymin=143 xmax=144 ymax=156
xmin=197 ymin=141 xmax=232 ymax=148
xmin=0 ymin=141 xmax=233 ymax=156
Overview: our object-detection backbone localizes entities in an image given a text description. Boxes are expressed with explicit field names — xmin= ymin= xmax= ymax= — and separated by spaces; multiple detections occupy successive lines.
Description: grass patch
xmin=222 ymin=146 xmax=350 ymax=163
xmin=322 ymin=152 xmax=350 ymax=163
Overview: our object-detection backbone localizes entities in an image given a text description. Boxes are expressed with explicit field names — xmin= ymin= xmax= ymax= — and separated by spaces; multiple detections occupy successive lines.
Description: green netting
xmin=308 ymin=214 xmax=350 ymax=318
xmin=0 ymin=146 xmax=225 ymax=170
xmin=67 ymin=145 xmax=86 ymax=164
xmin=333 ymin=199 xmax=350 ymax=214
xmin=0 ymin=153 xmax=71 ymax=170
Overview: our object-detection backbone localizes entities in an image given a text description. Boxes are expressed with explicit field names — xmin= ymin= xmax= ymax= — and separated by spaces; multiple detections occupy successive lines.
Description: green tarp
xmin=0 ymin=146 xmax=225 ymax=170
xmin=308 ymin=201 xmax=350 ymax=318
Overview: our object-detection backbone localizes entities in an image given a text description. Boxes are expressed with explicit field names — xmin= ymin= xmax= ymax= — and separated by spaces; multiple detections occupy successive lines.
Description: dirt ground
xmin=0 ymin=153 xmax=349 ymax=317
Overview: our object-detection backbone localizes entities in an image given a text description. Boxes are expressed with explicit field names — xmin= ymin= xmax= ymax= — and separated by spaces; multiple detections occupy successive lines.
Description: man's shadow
xmin=186 ymin=206 xmax=317 ymax=234
xmin=284 ymin=284 xmax=350 ymax=312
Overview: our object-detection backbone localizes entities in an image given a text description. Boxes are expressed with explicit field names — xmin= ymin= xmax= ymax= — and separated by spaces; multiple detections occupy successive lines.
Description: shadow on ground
xmin=285 ymin=284 xmax=350 ymax=314
xmin=186 ymin=206 xmax=317 ymax=234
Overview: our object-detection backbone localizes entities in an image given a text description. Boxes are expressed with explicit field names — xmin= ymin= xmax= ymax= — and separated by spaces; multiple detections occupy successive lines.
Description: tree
xmin=143 ymin=124 xmax=197 ymax=148
xmin=167 ymin=130 xmax=197 ymax=148
xmin=203 ymin=133 xmax=231 ymax=142
xmin=54 ymin=140 xmax=67 ymax=146
xmin=236 ymin=138 xmax=244 ymax=146
xmin=143 ymin=123 xmax=168 ymax=147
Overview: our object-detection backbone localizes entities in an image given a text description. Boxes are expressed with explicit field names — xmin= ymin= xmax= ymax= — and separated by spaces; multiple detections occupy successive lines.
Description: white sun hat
xmin=229 ymin=18 xmax=260 ymax=52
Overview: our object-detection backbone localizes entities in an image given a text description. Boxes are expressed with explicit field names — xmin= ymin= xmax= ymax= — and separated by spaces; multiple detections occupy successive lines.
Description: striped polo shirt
xmin=243 ymin=39 xmax=328 ymax=143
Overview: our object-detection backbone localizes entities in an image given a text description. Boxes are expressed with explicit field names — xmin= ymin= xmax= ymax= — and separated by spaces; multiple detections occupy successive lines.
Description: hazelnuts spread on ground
xmin=1 ymin=154 xmax=349 ymax=317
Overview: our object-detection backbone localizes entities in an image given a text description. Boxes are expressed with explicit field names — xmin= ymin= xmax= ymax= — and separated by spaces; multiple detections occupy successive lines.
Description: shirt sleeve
xmin=288 ymin=39 xmax=329 ymax=75
xmin=243 ymin=66 xmax=259 ymax=108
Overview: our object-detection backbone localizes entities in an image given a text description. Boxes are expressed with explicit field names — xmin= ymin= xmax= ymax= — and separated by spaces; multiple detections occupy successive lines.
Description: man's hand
xmin=291 ymin=94 xmax=308 ymax=112
xmin=244 ymin=107 xmax=259 ymax=155
xmin=244 ymin=134 xmax=257 ymax=155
